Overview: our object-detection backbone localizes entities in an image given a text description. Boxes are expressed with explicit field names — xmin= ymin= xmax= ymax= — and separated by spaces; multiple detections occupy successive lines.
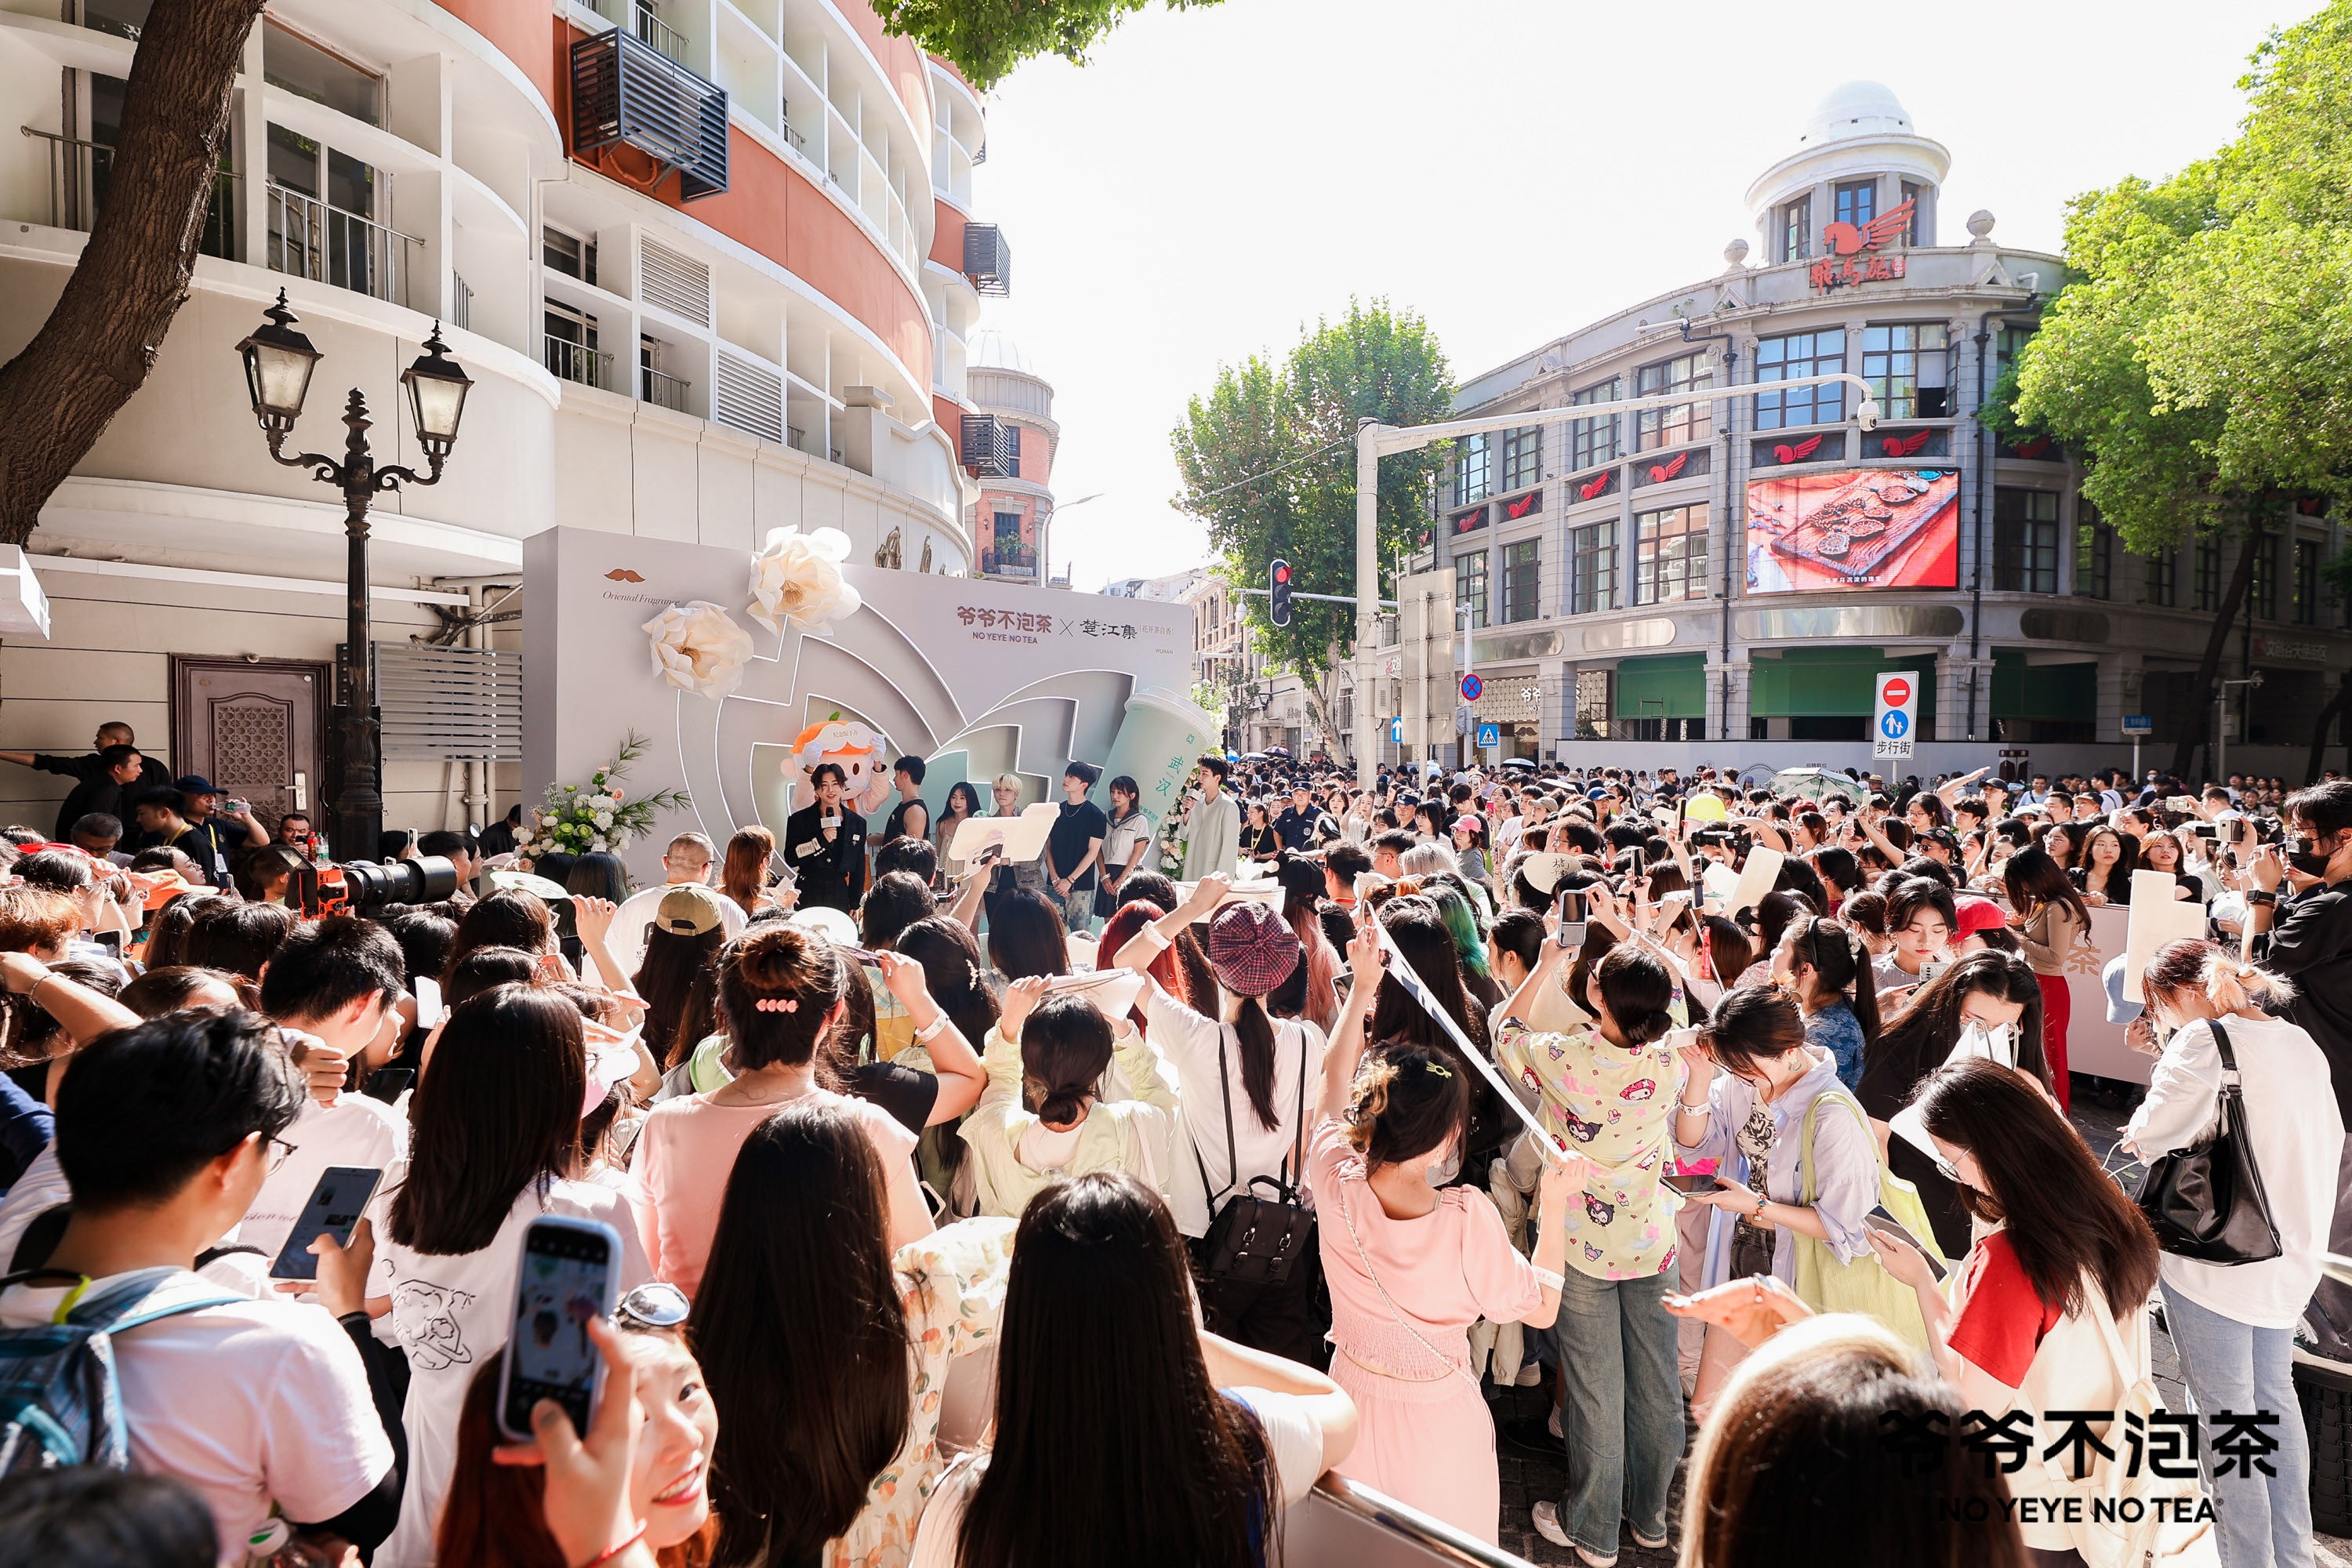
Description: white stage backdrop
xmin=523 ymin=527 xmax=1207 ymax=885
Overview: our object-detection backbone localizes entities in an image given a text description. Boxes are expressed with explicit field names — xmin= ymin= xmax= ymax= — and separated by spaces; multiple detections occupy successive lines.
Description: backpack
xmin=0 ymin=1266 xmax=241 ymax=1475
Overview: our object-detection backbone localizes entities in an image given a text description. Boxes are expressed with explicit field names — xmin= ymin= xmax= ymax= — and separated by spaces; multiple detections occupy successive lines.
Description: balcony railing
xmin=593 ymin=0 xmax=688 ymax=64
xmin=544 ymin=335 xmax=611 ymax=390
xmin=450 ymin=272 xmax=474 ymax=331
xmin=641 ymin=365 xmax=688 ymax=410
xmin=267 ymin=181 xmax=420 ymax=307
xmin=21 ymin=126 xmax=235 ymax=258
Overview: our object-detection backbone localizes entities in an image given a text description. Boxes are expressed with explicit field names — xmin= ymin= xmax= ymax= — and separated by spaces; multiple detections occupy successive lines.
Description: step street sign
xmin=1871 ymin=670 xmax=1919 ymax=760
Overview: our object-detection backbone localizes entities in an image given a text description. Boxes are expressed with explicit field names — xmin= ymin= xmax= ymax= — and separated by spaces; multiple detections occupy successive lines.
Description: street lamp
xmin=235 ymin=289 xmax=473 ymax=858
xmin=1039 ymin=491 xmax=1102 ymax=588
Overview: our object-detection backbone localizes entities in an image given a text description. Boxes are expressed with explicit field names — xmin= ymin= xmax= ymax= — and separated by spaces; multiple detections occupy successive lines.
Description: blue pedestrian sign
xmin=1389 ymin=717 xmax=1403 ymax=744
xmin=1476 ymin=722 xmax=1501 ymax=748
xmin=1879 ymin=710 xmax=1909 ymax=740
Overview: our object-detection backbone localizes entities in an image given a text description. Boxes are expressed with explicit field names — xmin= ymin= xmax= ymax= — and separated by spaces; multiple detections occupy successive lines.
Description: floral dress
xmin=831 ymin=1217 xmax=1017 ymax=1568
xmin=1492 ymin=1018 xmax=1682 ymax=1281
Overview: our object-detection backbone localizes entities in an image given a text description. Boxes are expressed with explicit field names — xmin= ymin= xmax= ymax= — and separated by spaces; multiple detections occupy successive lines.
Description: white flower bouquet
xmin=515 ymin=733 xmax=690 ymax=859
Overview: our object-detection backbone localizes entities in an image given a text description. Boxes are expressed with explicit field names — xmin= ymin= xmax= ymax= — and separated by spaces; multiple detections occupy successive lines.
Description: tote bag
xmin=1789 ymin=1089 xmax=1945 ymax=1354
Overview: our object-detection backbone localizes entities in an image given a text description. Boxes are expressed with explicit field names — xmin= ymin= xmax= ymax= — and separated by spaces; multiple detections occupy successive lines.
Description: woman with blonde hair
xmin=2124 ymin=938 xmax=2339 ymax=1568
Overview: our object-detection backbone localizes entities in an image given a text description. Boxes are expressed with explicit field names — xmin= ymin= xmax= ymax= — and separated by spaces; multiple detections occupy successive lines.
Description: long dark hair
xmin=390 ymin=984 xmax=585 ymax=1254
xmin=445 ymin=891 xmax=553 ymax=982
xmin=635 ymin=925 xmax=726 ymax=1068
xmin=1367 ymin=896 xmax=1486 ymax=1053
xmin=897 ymin=916 xmax=998 ymax=1048
xmin=1873 ymin=950 xmax=2050 ymax=1094
xmin=1915 ymin=1058 xmax=2160 ymax=1317
xmin=2002 ymin=846 xmax=2089 ymax=928
xmin=955 ymin=1172 xmax=1278 ymax=1568
xmin=985 ymin=889 xmax=1069 ymax=981
xmin=1789 ymin=915 xmax=1880 ymax=1041
xmin=691 ymin=1100 xmax=908 ymax=1567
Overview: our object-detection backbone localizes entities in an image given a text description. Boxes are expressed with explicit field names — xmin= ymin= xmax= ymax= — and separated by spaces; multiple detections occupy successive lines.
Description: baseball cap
xmin=655 ymin=883 xmax=728 ymax=937
xmin=173 ymin=775 xmax=221 ymax=796
xmin=1952 ymin=895 xmax=2007 ymax=938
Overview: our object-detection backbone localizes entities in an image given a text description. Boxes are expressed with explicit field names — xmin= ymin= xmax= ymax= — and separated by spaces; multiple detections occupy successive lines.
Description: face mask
xmin=1951 ymin=1019 xmax=2019 ymax=1069
xmin=1425 ymin=1145 xmax=1462 ymax=1186
xmin=2290 ymin=836 xmax=2336 ymax=879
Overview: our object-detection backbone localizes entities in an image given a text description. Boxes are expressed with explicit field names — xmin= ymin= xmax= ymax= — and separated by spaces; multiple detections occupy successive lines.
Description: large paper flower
xmin=643 ymin=600 xmax=753 ymax=699
xmin=749 ymin=525 xmax=862 ymax=637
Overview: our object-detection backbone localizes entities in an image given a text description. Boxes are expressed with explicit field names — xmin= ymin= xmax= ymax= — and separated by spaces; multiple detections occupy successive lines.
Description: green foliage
xmin=1171 ymin=300 xmax=1454 ymax=732
xmin=2012 ymin=3 xmax=2352 ymax=553
xmin=873 ymin=0 xmax=1221 ymax=90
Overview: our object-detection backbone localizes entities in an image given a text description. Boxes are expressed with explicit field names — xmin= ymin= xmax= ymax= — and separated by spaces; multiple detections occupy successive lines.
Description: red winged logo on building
xmin=1504 ymin=491 xmax=1540 ymax=520
xmin=1770 ymin=435 xmax=1824 ymax=465
xmin=1647 ymin=451 xmax=1690 ymax=484
xmin=1579 ymin=470 xmax=1614 ymax=502
xmin=1822 ymin=198 xmax=1915 ymax=257
xmin=1880 ymin=430 xmax=1933 ymax=457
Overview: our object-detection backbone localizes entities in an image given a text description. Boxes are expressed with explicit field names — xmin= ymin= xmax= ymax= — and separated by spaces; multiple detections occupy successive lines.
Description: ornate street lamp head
xmin=235 ymin=289 xmax=321 ymax=437
xmin=401 ymin=322 xmax=473 ymax=459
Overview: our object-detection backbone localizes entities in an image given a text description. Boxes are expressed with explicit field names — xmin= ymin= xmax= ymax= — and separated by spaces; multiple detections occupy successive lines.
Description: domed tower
xmin=1745 ymin=82 xmax=1950 ymax=266
xmin=964 ymin=327 xmax=1060 ymax=583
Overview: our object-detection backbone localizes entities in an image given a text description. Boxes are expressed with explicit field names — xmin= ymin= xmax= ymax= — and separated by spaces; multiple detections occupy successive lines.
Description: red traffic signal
xmin=1269 ymin=557 xmax=1294 ymax=626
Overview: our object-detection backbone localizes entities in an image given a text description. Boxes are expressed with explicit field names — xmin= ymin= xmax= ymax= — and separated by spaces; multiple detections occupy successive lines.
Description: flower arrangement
xmin=516 ymin=734 xmax=690 ymax=858
xmin=749 ymin=525 xmax=862 ymax=637
xmin=1155 ymin=793 xmax=1192 ymax=873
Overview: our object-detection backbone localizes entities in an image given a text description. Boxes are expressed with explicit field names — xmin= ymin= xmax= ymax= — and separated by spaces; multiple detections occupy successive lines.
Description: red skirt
xmin=2037 ymin=970 xmax=2071 ymax=1113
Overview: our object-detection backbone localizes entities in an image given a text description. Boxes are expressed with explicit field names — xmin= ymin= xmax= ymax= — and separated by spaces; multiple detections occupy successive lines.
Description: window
xmin=2251 ymin=535 xmax=2277 ymax=620
xmin=2194 ymin=539 xmax=2220 ymax=612
xmin=1755 ymin=330 xmax=1845 ymax=430
xmin=1568 ymin=521 xmax=1617 ymax=615
xmin=1005 ymin=425 xmax=1023 ymax=480
xmin=266 ymin=122 xmax=389 ymax=298
xmin=1834 ymin=180 xmax=1877 ymax=231
xmin=1900 ymin=181 xmax=1923 ymax=244
xmin=1501 ymin=539 xmax=1541 ymax=623
xmin=543 ymin=227 xmax=597 ymax=286
xmin=1635 ymin=353 xmax=1712 ymax=452
xmin=1777 ymin=195 xmax=1811 ymax=263
xmin=1456 ymin=552 xmax=1488 ymax=629
xmin=1453 ymin=434 xmax=1491 ymax=506
xmin=2297 ymin=539 xmax=2322 ymax=625
xmin=1860 ymin=324 xmax=1950 ymax=419
xmin=1993 ymin=489 xmax=2060 ymax=593
xmin=1997 ymin=324 xmax=2034 ymax=372
xmin=542 ymin=299 xmax=601 ymax=387
xmin=2077 ymin=504 xmax=2111 ymax=600
xmin=263 ymin=21 xmax=383 ymax=126
xmin=1501 ymin=426 xmax=1542 ymax=492
xmin=1574 ymin=669 xmax=1612 ymax=739
xmin=1570 ymin=380 xmax=1620 ymax=470
xmin=1634 ymin=503 xmax=1708 ymax=604
xmin=2147 ymin=549 xmax=2176 ymax=608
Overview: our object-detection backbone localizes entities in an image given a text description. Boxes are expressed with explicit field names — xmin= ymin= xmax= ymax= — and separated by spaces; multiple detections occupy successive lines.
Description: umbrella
xmin=1767 ymin=766 xmax=1867 ymax=803
xmin=488 ymin=869 xmax=571 ymax=902
xmin=1498 ymin=757 xmax=1537 ymax=771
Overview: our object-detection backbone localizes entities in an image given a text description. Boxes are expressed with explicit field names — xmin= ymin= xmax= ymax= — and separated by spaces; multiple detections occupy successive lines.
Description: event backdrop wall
xmin=524 ymin=526 xmax=1203 ymax=885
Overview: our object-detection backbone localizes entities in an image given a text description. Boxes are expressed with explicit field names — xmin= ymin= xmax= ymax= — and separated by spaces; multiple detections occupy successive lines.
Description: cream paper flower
xmin=643 ymin=600 xmax=753 ymax=699
xmin=748 ymin=525 xmax=862 ymax=637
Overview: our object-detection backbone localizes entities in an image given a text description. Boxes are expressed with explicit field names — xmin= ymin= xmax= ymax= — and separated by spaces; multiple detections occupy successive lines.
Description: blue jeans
xmin=2164 ymin=1286 xmax=2313 ymax=1568
xmin=1553 ymin=1267 xmax=1683 ymax=1555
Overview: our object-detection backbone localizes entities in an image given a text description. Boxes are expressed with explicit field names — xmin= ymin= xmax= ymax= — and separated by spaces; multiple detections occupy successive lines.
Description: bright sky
xmin=967 ymin=0 xmax=2324 ymax=594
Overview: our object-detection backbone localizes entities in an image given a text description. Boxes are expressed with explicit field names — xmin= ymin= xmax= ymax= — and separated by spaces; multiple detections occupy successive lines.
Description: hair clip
xmin=755 ymin=996 xmax=799 ymax=1013
xmin=1418 ymin=1058 xmax=1454 ymax=1080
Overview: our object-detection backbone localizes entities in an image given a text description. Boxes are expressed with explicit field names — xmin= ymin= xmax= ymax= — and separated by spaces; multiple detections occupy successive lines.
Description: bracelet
xmin=575 ymin=1523 xmax=648 ymax=1568
xmin=1133 ymin=926 xmax=1172 ymax=953
xmin=913 ymin=1012 xmax=953 ymax=1044
xmin=25 ymin=972 xmax=53 ymax=1008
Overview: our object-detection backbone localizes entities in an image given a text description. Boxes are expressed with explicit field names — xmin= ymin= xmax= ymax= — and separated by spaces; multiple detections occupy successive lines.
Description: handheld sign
xmin=949 ymin=803 xmax=1058 ymax=866
xmin=2122 ymin=868 xmax=2208 ymax=1004
xmin=1726 ymin=845 xmax=1786 ymax=920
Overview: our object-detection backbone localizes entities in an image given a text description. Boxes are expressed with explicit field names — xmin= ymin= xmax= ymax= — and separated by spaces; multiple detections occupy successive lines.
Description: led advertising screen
xmin=1744 ymin=467 xmax=1959 ymax=593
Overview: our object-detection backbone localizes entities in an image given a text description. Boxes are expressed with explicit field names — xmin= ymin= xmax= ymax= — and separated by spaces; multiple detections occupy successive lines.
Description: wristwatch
xmin=2247 ymin=890 xmax=2278 ymax=906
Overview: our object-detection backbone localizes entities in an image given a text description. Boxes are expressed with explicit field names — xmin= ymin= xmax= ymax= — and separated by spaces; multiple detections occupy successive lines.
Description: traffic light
xmin=1269 ymin=558 xmax=1293 ymax=627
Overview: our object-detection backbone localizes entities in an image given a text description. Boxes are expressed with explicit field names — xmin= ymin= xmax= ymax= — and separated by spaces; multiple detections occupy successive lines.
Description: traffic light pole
xmin=1348 ymin=372 xmax=1883 ymax=789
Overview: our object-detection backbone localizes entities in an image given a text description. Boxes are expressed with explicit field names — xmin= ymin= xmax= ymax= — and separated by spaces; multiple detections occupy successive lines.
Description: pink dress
xmin=1308 ymin=1120 xmax=1545 ymax=1544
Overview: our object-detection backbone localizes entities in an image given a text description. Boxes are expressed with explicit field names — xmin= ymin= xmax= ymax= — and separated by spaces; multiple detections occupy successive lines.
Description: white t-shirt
xmin=601 ymin=881 xmax=746 ymax=987
xmin=1142 ymin=989 xmax=1325 ymax=1239
xmin=0 ymin=1275 xmax=394 ymax=1565
xmin=376 ymin=1178 xmax=652 ymax=1568
xmin=905 ymin=1386 xmax=1326 ymax=1568
xmin=2124 ymin=1012 xmax=2345 ymax=1329
xmin=0 ymin=1142 xmax=68 ymax=1269
xmin=239 ymin=1093 xmax=406 ymax=1271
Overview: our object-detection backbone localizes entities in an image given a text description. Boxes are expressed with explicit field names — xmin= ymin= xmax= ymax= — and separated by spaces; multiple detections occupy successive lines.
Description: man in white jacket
xmin=1182 ymin=755 xmax=1240 ymax=882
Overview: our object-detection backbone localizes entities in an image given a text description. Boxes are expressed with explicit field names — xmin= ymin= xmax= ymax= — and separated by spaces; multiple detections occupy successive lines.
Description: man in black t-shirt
xmin=1047 ymin=760 xmax=1107 ymax=935
xmin=880 ymin=755 xmax=929 ymax=844
xmin=130 ymin=789 xmax=223 ymax=885
xmin=0 ymin=722 xmax=173 ymax=840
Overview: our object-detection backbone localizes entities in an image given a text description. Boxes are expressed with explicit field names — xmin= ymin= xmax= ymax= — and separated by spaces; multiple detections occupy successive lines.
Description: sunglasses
xmin=615 ymin=1280 xmax=691 ymax=1330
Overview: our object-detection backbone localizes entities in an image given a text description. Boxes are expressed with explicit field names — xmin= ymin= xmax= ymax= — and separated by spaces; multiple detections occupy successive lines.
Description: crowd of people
xmin=0 ymin=726 xmax=2343 ymax=1568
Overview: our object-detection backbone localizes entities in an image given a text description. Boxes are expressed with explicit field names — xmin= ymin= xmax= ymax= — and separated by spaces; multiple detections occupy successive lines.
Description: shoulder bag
xmin=2135 ymin=1020 xmax=2281 ymax=1265
xmin=1788 ymin=1088 xmax=1945 ymax=1354
xmin=1194 ymin=1025 xmax=1316 ymax=1285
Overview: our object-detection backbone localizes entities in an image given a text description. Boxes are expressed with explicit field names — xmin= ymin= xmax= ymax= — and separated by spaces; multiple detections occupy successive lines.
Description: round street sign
xmin=1461 ymin=673 xmax=1483 ymax=702
xmin=1880 ymin=710 xmax=1910 ymax=740
xmin=1881 ymin=676 xmax=1911 ymax=708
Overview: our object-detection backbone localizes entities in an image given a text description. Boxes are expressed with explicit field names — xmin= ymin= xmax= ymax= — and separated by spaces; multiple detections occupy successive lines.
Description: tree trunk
xmin=2310 ymin=669 xmax=2352 ymax=786
xmin=0 ymin=0 xmax=265 ymax=545
xmin=2166 ymin=524 xmax=2264 ymax=780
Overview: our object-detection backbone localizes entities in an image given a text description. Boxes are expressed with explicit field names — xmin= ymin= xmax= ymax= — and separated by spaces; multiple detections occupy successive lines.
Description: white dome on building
xmin=967 ymin=327 xmax=1039 ymax=377
xmin=1796 ymin=81 xmax=1915 ymax=147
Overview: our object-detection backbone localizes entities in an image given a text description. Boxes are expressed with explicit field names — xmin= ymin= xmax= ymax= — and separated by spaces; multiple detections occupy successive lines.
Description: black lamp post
xmin=236 ymin=289 xmax=472 ymax=860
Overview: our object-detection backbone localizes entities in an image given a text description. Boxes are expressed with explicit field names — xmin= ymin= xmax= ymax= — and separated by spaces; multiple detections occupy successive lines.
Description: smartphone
xmin=270 ymin=1166 xmax=383 ymax=1281
xmin=1621 ymin=847 xmax=1646 ymax=882
xmin=1864 ymin=1207 xmax=1946 ymax=1280
xmin=497 ymin=1215 xmax=622 ymax=1441
xmin=362 ymin=1065 xmax=414 ymax=1105
xmin=1662 ymin=1171 xmax=1722 ymax=1196
xmin=1556 ymin=889 xmax=1588 ymax=951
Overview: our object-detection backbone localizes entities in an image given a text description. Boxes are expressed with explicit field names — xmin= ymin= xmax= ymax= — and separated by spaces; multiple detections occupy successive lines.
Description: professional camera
xmin=290 ymin=854 xmax=459 ymax=917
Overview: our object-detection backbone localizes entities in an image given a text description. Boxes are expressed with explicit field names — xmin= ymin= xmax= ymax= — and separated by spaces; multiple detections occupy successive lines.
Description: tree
xmin=0 ymin=0 xmax=263 ymax=546
xmin=1171 ymin=299 xmax=1454 ymax=757
xmin=2004 ymin=2 xmax=2352 ymax=778
xmin=873 ymin=0 xmax=1221 ymax=90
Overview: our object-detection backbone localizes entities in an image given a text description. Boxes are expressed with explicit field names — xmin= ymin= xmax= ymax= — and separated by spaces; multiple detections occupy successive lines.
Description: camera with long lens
xmin=291 ymin=855 xmax=459 ymax=917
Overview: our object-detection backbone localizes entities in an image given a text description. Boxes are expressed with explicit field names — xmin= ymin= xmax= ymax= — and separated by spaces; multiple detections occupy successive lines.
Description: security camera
xmin=1856 ymin=396 xmax=1881 ymax=432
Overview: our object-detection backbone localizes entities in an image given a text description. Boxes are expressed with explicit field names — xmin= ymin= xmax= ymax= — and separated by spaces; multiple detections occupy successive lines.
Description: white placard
xmin=1727 ymin=845 xmax=1785 ymax=920
xmin=949 ymin=803 xmax=1058 ymax=866
xmin=2122 ymin=868 xmax=2209 ymax=1004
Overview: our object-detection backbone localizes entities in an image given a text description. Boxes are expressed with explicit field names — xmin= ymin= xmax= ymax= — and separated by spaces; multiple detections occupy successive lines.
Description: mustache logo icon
xmin=604 ymin=569 xmax=646 ymax=583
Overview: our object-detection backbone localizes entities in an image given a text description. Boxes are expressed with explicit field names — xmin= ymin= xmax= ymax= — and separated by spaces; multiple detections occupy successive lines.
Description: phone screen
xmin=499 ymin=1218 xmax=619 ymax=1440
xmin=1662 ymin=1171 xmax=1722 ymax=1196
xmin=1556 ymin=889 xmax=1588 ymax=950
xmin=363 ymin=1066 xmax=414 ymax=1105
xmin=270 ymin=1166 xmax=383 ymax=1280
xmin=1864 ymin=1206 xmax=1946 ymax=1280
xmin=1621 ymin=848 xmax=1646 ymax=881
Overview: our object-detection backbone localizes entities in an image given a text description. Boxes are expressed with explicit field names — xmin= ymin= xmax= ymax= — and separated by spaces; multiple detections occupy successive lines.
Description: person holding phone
xmin=1872 ymin=877 xmax=1955 ymax=1002
xmin=377 ymin=985 xmax=653 ymax=1568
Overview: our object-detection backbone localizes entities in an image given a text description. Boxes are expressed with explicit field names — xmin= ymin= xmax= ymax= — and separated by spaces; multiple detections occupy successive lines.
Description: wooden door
xmin=170 ymin=657 xmax=328 ymax=822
